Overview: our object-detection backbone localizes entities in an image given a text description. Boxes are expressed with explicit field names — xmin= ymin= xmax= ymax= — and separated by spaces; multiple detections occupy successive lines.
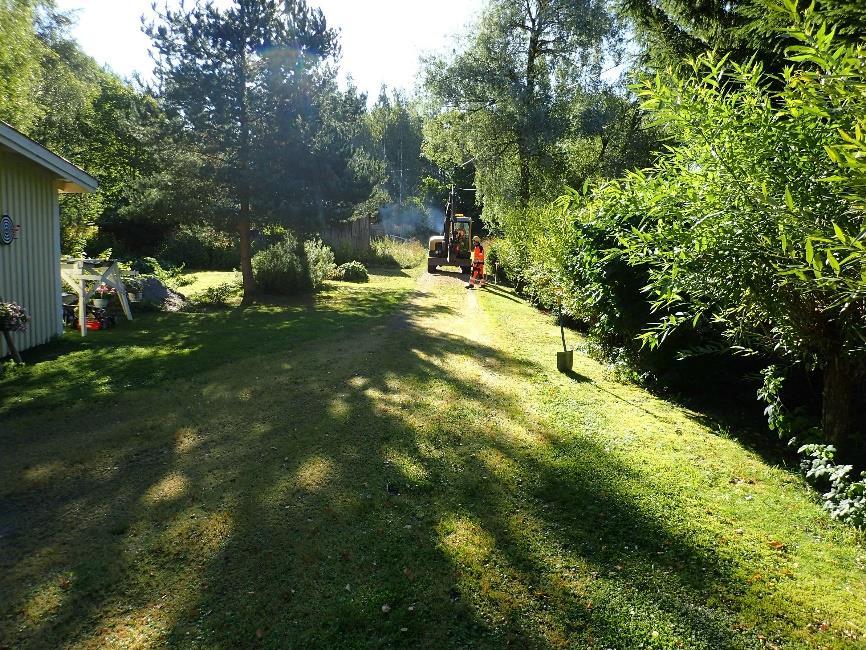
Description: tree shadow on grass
xmin=0 ymin=285 xmax=419 ymax=418
xmin=0 ymin=290 xmax=840 ymax=648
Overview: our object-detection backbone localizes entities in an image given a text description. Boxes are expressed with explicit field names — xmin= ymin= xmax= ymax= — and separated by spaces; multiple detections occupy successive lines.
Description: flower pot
xmin=91 ymin=298 xmax=109 ymax=308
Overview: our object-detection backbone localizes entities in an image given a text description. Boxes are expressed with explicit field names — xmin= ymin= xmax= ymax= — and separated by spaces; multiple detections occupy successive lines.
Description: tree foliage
xmin=423 ymin=0 xmax=621 ymax=217
xmin=145 ymin=0 xmax=347 ymax=300
xmin=493 ymin=0 xmax=866 ymax=471
xmin=0 ymin=0 xmax=162 ymax=254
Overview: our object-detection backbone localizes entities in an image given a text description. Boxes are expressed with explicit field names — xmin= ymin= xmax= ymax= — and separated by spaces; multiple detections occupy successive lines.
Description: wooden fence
xmin=321 ymin=217 xmax=371 ymax=250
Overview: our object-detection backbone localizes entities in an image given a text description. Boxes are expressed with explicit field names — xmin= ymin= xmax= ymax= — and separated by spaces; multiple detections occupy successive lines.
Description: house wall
xmin=0 ymin=150 xmax=62 ymax=356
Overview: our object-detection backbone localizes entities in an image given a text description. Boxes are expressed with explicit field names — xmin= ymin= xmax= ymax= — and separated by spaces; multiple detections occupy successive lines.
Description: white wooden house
xmin=0 ymin=122 xmax=98 ymax=357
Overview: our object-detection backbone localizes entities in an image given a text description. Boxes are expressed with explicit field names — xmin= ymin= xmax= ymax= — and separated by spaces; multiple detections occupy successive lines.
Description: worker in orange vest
xmin=467 ymin=236 xmax=486 ymax=289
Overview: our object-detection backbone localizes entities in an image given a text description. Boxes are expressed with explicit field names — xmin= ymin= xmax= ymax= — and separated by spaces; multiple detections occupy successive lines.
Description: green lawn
xmin=1 ymin=269 xmax=864 ymax=648
xmin=175 ymin=270 xmax=241 ymax=298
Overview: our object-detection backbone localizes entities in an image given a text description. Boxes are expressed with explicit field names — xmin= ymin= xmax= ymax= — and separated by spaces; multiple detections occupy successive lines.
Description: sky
xmin=53 ymin=0 xmax=486 ymax=98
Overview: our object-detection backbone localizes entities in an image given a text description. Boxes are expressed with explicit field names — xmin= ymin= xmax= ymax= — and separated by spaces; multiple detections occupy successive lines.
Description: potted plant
xmin=125 ymin=276 xmax=143 ymax=302
xmin=91 ymin=283 xmax=115 ymax=308
xmin=0 ymin=301 xmax=30 ymax=363
xmin=0 ymin=301 xmax=30 ymax=333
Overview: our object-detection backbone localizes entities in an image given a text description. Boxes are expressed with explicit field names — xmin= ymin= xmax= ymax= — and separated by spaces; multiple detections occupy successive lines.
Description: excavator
xmin=427 ymin=184 xmax=472 ymax=274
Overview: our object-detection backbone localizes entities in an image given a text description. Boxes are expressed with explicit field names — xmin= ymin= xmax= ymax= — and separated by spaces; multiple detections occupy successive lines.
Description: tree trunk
xmin=822 ymin=353 xmax=866 ymax=469
xmin=518 ymin=152 xmax=531 ymax=203
xmin=518 ymin=5 xmax=539 ymax=205
xmin=238 ymin=199 xmax=255 ymax=305
xmin=237 ymin=36 xmax=255 ymax=306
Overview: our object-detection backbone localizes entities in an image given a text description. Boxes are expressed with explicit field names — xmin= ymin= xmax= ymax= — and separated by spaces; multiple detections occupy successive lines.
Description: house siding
xmin=0 ymin=150 xmax=62 ymax=356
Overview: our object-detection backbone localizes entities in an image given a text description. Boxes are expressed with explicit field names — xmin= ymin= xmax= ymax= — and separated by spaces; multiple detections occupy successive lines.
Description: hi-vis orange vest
xmin=472 ymin=243 xmax=485 ymax=263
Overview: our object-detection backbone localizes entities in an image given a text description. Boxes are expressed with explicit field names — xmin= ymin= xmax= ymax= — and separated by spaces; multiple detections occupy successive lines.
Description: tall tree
xmin=0 ymin=0 xmax=45 ymax=131
xmin=620 ymin=0 xmax=866 ymax=72
xmin=0 ymin=0 xmax=162 ymax=254
xmin=363 ymin=87 xmax=429 ymax=207
xmin=424 ymin=0 xmax=617 ymax=213
xmin=255 ymin=67 xmax=377 ymax=231
xmin=146 ymin=0 xmax=338 ymax=302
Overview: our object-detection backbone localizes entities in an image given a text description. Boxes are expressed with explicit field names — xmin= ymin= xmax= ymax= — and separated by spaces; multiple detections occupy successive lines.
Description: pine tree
xmin=146 ymin=0 xmax=338 ymax=302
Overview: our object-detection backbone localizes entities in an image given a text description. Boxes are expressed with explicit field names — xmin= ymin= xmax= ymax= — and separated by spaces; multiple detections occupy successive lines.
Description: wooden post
xmin=106 ymin=262 xmax=133 ymax=321
xmin=2 ymin=330 xmax=22 ymax=364
xmin=79 ymin=271 xmax=87 ymax=337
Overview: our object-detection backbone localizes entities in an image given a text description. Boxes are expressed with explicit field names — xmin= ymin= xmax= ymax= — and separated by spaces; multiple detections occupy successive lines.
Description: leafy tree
xmin=606 ymin=3 xmax=866 ymax=465
xmin=0 ymin=0 xmax=45 ymax=131
xmin=621 ymin=0 xmax=865 ymax=72
xmin=363 ymin=87 xmax=429 ymax=206
xmin=423 ymin=0 xmax=618 ymax=215
xmin=0 ymin=0 xmax=163 ymax=254
xmin=146 ymin=0 xmax=340 ymax=301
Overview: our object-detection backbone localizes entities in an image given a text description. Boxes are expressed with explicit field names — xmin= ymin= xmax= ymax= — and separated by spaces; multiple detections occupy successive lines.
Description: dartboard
xmin=0 ymin=215 xmax=13 ymax=245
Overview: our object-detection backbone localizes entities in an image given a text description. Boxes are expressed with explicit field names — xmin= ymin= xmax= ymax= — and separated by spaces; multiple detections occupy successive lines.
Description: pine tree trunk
xmin=238 ymin=199 xmax=255 ymax=305
xmin=236 ymin=40 xmax=255 ymax=306
xmin=822 ymin=353 xmax=866 ymax=469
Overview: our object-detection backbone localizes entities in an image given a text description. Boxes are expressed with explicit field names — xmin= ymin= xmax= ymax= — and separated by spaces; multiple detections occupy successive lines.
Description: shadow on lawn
xmin=1 ymin=289 xmax=787 ymax=648
xmin=0 ymin=285 xmax=414 ymax=418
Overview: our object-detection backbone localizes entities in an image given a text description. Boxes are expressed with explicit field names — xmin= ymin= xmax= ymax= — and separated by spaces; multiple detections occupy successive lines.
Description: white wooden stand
xmin=60 ymin=258 xmax=133 ymax=336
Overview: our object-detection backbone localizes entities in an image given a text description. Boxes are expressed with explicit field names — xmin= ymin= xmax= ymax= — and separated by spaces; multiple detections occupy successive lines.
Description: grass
xmin=332 ymin=237 xmax=427 ymax=269
xmin=1 ymin=269 xmax=864 ymax=648
xmin=175 ymin=271 xmax=241 ymax=298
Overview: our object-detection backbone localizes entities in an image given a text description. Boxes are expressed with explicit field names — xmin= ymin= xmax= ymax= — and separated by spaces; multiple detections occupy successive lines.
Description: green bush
xmin=334 ymin=261 xmax=369 ymax=282
xmin=331 ymin=239 xmax=373 ymax=265
xmin=190 ymin=281 xmax=242 ymax=306
xmin=303 ymin=238 xmax=336 ymax=290
xmin=494 ymin=6 xmax=866 ymax=472
xmin=158 ymin=224 xmax=238 ymax=270
xmin=252 ymin=234 xmax=308 ymax=295
xmin=133 ymin=257 xmax=187 ymax=290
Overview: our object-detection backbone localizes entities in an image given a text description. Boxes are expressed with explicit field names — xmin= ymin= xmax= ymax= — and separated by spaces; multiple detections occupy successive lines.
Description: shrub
xmin=334 ymin=261 xmax=369 ymax=282
xmin=158 ymin=224 xmax=238 ymax=270
xmin=252 ymin=234 xmax=308 ymax=295
xmin=798 ymin=444 xmax=866 ymax=529
xmin=190 ymin=281 xmax=242 ymax=306
xmin=133 ymin=257 xmax=187 ymax=290
xmin=331 ymin=238 xmax=373 ymax=265
xmin=303 ymin=238 xmax=336 ymax=290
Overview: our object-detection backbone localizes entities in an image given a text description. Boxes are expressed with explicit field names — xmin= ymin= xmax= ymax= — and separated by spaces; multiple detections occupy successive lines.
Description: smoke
xmin=378 ymin=202 xmax=441 ymax=239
